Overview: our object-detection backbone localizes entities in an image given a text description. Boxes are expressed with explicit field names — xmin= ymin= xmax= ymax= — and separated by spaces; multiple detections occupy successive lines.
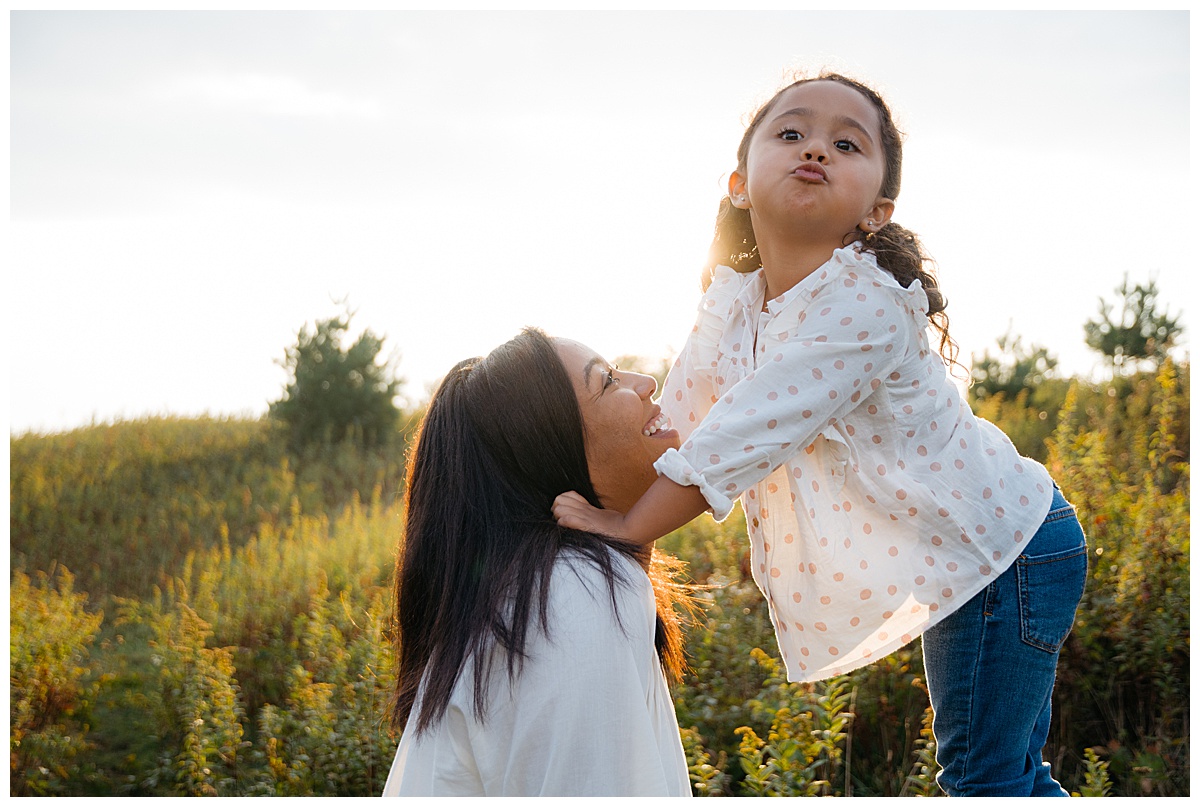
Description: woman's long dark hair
xmin=705 ymin=71 xmax=961 ymax=370
xmin=391 ymin=327 xmax=687 ymax=735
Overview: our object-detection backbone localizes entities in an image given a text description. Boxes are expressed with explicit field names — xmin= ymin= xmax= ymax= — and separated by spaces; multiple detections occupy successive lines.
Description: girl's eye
xmin=603 ymin=367 xmax=619 ymax=390
xmin=778 ymin=128 xmax=803 ymax=142
xmin=835 ymin=139 xmax=860 ymax=153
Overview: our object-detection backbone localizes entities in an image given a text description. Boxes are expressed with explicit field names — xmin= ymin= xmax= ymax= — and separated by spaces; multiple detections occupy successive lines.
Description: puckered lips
xmin=642 ymin=407 xmax=677 ymax=439
xmin=793 ymin=162 xmax=828 ymax=183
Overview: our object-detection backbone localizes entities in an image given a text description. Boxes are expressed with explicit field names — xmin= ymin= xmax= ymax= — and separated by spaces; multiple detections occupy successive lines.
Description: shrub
xmin=269 ymin=310 xmax=403 ymax=450
xmin=1045 ymin=361 xmax=1189 ymax=796
xmin=10 ymin=566 xmax=104 ymax=795
xmin=119 ymin=598 xmax=248 ymax=796
xmin=735 ymin=653 xmax=853 ymax=796
xmin=250 ymin=578 xmax=397 ymax=796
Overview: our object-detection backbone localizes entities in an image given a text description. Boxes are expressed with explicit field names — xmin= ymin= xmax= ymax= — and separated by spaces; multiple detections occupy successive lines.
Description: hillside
xmin=10 ymin=415 xmax=416 ymax=602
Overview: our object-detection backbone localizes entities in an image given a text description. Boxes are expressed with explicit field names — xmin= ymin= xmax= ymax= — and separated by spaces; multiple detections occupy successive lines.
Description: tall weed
xmin=1045 ymin=360 xmax=1189 ymax=795
xmin=10 ymin=567 xmax=104 ymax=795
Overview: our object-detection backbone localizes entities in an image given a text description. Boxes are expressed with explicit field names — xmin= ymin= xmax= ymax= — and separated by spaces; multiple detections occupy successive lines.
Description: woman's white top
xmin=655 ymin=243 xmax=1054 ymax=683
xmin=382 ymin=549 xmax=691 ymax=797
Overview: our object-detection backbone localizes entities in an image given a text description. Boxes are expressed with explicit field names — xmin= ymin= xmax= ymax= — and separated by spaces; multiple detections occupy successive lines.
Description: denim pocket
xmin=1016 ymin=509 xmax=1088 ymax=653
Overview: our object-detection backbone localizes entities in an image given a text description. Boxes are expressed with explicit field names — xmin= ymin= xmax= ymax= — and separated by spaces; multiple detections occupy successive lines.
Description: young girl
xmin=553 ymin=72 xmax=1088 ymax=797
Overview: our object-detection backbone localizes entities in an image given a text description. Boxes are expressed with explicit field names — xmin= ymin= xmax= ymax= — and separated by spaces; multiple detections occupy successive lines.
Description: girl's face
xmin=554 ymin=338 xmax=680 ymax=513
xmin=731 ymin=80 xmax=895 ymax=252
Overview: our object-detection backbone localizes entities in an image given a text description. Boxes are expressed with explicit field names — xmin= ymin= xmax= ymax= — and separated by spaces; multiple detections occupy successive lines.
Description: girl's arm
xmin=653 ymin=267 xmax=915 ymax=521
xmin=552 ymin=476 xmax=709 ymax=546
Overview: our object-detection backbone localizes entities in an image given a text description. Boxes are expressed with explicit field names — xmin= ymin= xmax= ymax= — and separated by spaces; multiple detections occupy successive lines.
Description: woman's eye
xmin=603 ymin=367 xmax=619 ymax=390
xmin=779 ymin=128 xmax=803 ymax=142
xmin=835 ymin=139 xmax=860 ymax=153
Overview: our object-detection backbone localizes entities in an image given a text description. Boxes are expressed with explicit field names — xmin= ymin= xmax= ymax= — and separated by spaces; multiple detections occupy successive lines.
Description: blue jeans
xmin=922 ymin=484 xmax=1087 ymax=797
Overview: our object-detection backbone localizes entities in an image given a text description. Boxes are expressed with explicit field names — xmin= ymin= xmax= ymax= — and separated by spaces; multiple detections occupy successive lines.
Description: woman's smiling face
xmin=555 ymin=338 xmax=679 ymax=513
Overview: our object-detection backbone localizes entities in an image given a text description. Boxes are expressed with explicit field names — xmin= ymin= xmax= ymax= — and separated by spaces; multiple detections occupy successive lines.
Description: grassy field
xmin=10 ymin=361 xmax=1189 ymax=796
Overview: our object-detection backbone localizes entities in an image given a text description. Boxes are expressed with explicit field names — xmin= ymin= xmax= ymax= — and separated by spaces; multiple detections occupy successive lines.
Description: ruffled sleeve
xmin=694 ymin=265 xmax=743 ymax=366
xmin=659 ymin=265 xmax=747 ymax=445
xmin=653 ymin=447 xmax=738 ymax=521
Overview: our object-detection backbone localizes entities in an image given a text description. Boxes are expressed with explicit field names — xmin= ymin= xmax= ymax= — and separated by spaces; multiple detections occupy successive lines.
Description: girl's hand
xmin=552 ymin=491 xmax=632 ymax=543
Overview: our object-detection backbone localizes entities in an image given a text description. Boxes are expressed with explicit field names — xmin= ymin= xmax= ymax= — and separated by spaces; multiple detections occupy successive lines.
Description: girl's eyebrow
xmin=772 ymin=106 xmax=875 ymax=145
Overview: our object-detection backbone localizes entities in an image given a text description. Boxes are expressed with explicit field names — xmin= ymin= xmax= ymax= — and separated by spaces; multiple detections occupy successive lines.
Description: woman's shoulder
xmin=549 ymin=547 xmax=654 ymax=627
xmin=552 ymin=546 xmax=651 ymax=596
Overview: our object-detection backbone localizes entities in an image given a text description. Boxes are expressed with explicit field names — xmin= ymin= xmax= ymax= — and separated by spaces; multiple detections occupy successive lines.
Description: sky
xmin=8 ymin=10 xmax=1192 ymax=434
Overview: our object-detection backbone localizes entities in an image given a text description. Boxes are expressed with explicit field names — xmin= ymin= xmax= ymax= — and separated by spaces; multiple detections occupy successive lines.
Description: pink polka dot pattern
xmin=652 ymin=243 xmax=1058 ymax=683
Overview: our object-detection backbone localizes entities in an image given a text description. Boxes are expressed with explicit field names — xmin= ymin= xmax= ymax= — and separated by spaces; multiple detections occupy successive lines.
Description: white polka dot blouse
xmin=654 ymin=243 xmax=1056 ymax=682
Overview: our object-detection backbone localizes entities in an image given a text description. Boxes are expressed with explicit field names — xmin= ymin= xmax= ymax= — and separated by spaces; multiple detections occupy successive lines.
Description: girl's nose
xmin=804 ymin=148 xmax=828 ymax=163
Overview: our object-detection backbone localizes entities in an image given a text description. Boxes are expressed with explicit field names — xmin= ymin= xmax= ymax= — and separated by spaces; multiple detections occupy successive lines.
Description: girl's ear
xmin=728 ymin=171 xmax=750 ymax=210
xmin=859 ymin=197 xmax=895 ymax=234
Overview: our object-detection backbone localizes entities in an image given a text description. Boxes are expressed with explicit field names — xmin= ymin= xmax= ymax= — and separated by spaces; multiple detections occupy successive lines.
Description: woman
xmin=383 ymin=328 xmax=692 ymax=797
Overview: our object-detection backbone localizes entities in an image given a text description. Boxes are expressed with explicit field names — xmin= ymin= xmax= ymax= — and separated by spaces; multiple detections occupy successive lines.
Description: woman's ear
xmin=728 ymin=171 xmax=750 ymax=210
xmin=859 ymin=197 xmax=895 ymax=234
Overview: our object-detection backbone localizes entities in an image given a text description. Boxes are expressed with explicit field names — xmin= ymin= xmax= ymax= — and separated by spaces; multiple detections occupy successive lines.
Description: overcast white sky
xmin=8 ymin=10 xmax=1192 ymax=434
